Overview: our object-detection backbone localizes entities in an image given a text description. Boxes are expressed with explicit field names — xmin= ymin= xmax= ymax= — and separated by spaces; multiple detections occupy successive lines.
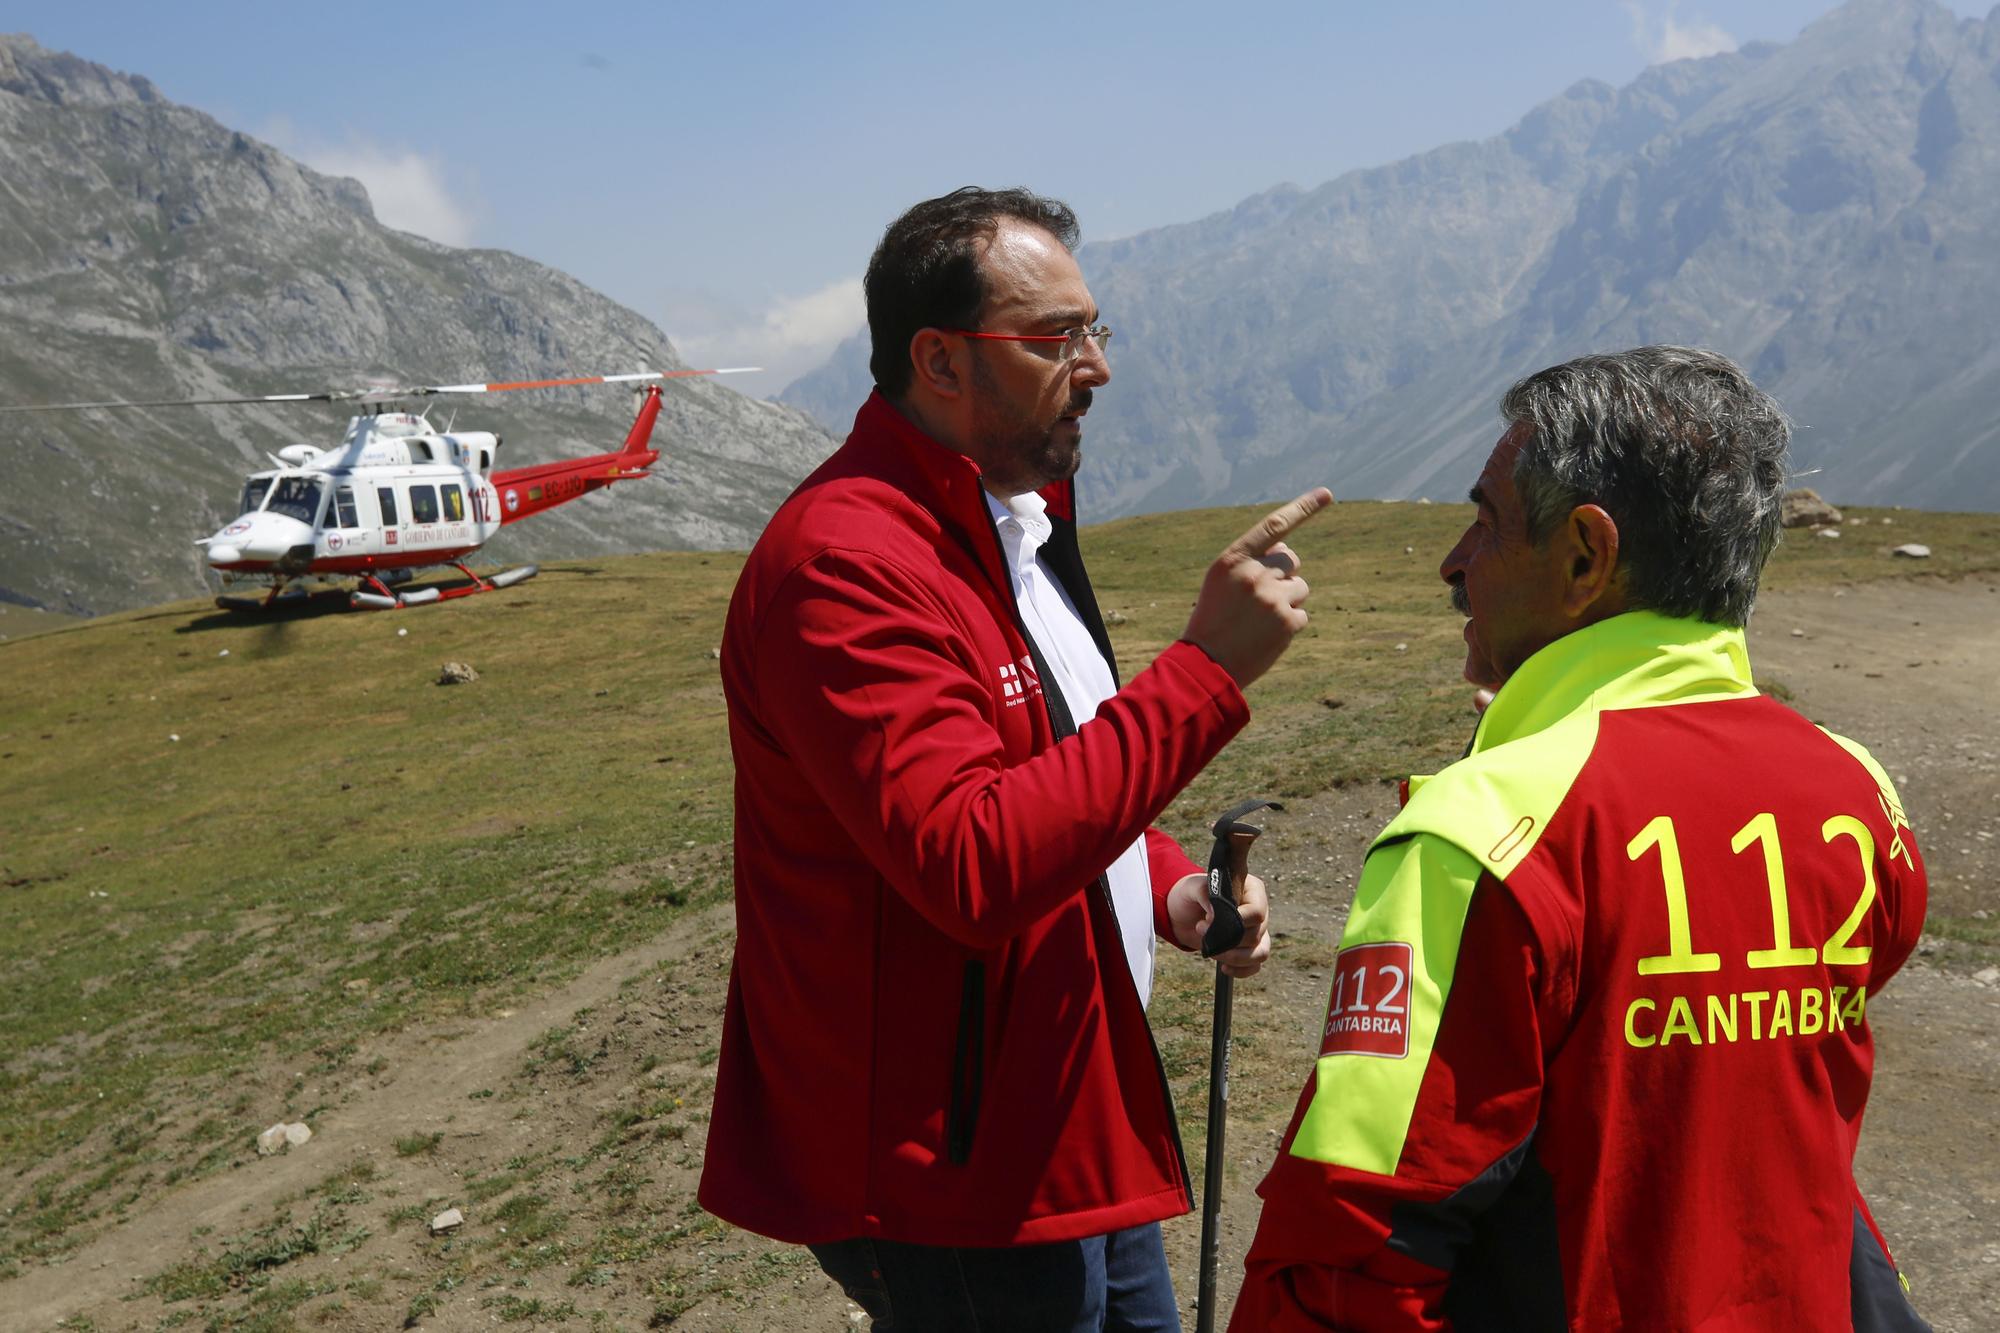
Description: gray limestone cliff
xmin=784 ymin=0 xmax=2000 ymax=518
xmin=0 ymin=35 xmax=835 ymax=615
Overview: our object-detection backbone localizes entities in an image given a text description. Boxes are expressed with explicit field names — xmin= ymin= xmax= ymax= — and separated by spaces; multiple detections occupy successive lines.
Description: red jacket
xmin=698 ymin=392 xmax=1250 ymax=1247
xmin=1236 ymin=615 xmax=1930 ymax=1331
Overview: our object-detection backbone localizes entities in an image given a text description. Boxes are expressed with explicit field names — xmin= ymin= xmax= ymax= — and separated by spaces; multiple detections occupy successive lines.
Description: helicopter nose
xmin=205 ymin=514 xmax=313 ymax=568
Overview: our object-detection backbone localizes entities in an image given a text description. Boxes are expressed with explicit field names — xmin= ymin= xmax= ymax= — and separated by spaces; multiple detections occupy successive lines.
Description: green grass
xmin=2 ymin=504 xmax=1995 ymax=1275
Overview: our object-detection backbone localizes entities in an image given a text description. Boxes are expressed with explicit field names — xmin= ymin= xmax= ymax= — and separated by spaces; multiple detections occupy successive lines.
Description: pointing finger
xmin=1226 ymin=488 xmax=1334 ymax=563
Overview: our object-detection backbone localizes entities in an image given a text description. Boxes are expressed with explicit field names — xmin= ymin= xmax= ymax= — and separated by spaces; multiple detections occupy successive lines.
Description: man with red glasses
xmin=700 ymin=186 xmax=1330 ymax=1328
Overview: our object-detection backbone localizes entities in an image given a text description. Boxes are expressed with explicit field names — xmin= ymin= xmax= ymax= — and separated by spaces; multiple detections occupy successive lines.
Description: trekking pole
xmin=1195 ymin=797 xmax=1282 ymax=1333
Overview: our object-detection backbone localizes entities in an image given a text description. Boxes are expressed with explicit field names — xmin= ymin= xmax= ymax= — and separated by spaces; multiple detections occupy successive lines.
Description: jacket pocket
xmin=945 ymin=960 xmax=985 ymax=1164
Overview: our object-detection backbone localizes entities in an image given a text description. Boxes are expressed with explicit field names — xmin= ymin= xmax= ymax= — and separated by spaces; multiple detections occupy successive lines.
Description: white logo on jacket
xmin=998 ymin=656 xmax=1043 ymax=707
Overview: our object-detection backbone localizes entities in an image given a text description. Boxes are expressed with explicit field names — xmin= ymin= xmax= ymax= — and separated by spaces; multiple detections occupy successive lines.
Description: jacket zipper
xmin=938 ymin=503 xmax=1192 ymax=1196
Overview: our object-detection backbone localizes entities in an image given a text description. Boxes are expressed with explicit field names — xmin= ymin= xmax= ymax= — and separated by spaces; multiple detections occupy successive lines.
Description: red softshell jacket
xmin=1237 ymin=618 xmax=1930 ymax=1330
xmin=698 ymin=392 xmax=1250 ymax=1246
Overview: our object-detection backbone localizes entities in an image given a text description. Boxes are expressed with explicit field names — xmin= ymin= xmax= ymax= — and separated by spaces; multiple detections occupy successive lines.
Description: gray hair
xmin=1502 ymin=346 xmax=1789 ymax=627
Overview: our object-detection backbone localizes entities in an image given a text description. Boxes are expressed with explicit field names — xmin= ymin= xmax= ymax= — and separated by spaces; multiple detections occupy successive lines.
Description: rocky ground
xmin=10 ymin=577 xmax=1997 ymax=1331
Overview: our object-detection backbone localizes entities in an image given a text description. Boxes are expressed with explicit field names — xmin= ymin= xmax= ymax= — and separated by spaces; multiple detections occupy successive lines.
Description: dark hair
xmin=1502 ymin=346 xmax=1790 ymax=627
xmin=864 ymin=187 xmax=1080 ymax=398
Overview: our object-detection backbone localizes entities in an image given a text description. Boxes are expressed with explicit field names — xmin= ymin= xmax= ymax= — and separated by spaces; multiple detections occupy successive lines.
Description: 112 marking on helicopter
xmin=1 ymin=366 xmax=756 ymax=611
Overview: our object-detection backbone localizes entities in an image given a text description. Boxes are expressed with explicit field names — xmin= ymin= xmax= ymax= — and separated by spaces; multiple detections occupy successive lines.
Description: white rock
xmin=1790 ymin=628 xmax=1806 ymax=637
xmin=430 ymin=1207 xmax=465 ymax=1235
xmin=1974 ymin=967 xmax=2000 ymax=986
xmin=397 ymin=627 xmax=408 ymax=637
xmin=169 ymin=733 xmax=180 ymax=742
xmin=1816 ymin=528 xmax=1841 ymax=539
xmin=217 ymin=649 xmax=229 ymax=657
xmin=1891 ymin=544 xmax=1932 ymax=559
xmin=256 ymin=1120 xmax=313 ymax=1155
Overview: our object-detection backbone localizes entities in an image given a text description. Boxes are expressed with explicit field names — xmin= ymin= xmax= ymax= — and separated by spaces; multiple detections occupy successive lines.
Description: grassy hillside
xmin=2 ymin=500 xmax=1995 ymax=1312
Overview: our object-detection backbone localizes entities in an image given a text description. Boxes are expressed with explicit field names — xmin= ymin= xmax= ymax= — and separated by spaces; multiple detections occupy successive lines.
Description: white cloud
xmin=666 ymin=277 xmax=865 ymax=397
xmin=260 ymin=119 xmax=477 ymax=247
xmin=1622 ymin=2 xmax=1737 ymax=65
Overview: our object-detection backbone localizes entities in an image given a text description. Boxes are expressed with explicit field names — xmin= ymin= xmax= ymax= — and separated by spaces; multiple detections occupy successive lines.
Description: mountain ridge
xmin=0 ymin=34 xmax=836 ymax=615
xmin=783 ymin=0 xmax=2000 ymax=518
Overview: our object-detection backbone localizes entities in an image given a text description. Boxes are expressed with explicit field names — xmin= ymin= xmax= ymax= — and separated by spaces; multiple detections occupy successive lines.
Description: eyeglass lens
xmin=1064 ymin=327 xmax=1112 ymax=361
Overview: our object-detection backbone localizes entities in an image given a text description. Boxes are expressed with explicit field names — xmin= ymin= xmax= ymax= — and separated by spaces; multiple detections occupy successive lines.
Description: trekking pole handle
xmin=1202 ymin=798 xmax=1282 ymax=958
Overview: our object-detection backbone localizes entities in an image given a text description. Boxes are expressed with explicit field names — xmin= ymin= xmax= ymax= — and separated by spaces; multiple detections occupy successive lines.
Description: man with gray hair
xmin=1233 ymin=346 xmax=1932 ymax=1330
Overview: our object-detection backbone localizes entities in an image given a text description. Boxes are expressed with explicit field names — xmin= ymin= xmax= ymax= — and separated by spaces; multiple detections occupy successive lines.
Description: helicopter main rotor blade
xmin=409 ymin=367 xmax=762 ymax=396
xmin=0 ymin=391 xmax=337 ymax=413
xmin=0 ymin=367 xmax=763 ymax=413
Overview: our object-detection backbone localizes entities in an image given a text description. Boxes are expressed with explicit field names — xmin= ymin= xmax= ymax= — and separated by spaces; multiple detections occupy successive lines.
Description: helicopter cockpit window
xmin=330 ymin=486 xmax=360 ymax=529
xmin=411 ymin=485 xmax=440 ymax=524
xmin=442 ymin=484 xmax=466 ymax=522
xmin=240 ymin=478 xmax=273 ymax=515
xmin=409 ymin=440 xmax=434 ymax=464
xmin=266 ymin=477 xmax=325 ymax=525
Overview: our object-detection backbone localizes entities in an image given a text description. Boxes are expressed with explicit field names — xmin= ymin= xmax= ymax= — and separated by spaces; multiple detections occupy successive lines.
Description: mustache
xmin=1449 ymin=579 xmax=1471 ymax=616
xmin=1066 ymin=388 xmax=1093 ymax=416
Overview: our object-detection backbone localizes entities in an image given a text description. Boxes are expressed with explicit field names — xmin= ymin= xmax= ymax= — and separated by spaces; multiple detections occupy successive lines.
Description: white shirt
xmin=985 ymin=489 xmax=1160 ymax=1008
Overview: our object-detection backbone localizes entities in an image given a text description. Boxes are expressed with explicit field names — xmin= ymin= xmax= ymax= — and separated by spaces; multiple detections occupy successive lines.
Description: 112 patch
xmin=1320 ymin=941 xmax=1413 ymax=1058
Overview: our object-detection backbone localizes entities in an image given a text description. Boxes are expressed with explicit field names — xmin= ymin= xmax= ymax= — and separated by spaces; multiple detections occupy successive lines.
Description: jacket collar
xmin=842 ymin=390 xmax=1078 ymax=541
xmin=1469 ymin=610 xmax=1757 ymax=756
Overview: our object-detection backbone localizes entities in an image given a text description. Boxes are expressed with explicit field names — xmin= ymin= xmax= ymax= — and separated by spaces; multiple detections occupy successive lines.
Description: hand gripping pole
xmin=1196 ymin=798 xmax=1281 ymax=1333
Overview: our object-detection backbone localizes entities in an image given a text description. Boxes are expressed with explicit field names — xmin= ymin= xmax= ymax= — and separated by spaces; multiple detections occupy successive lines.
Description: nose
xmin=1440 ymin=530 xmax=1471 ymax=590
xmin=1071 ymin=338 xmax=1110 ymax=389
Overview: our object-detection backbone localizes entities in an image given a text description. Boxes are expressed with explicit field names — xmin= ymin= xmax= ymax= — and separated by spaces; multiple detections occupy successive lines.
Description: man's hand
xmin=1184 ymin=488 xmax=1334 ymax=687
xmin=1166 ymin=872 xmax=1271 ymax=978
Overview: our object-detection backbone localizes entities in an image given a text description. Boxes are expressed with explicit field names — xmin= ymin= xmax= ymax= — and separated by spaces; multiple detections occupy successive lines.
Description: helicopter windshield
xmin=266 ymin=476 xmax=325 ymax=525
xmin=240 ymin=478 xmax=273 ymax=515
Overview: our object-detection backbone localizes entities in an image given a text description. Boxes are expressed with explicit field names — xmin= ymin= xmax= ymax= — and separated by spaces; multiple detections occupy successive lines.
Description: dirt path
xmin=12 ymin=578 xmax=1998 ymax=1331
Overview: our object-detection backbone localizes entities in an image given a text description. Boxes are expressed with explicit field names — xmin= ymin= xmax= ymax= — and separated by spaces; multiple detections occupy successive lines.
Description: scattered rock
xmin=430 ymin=1207 xmax=465 ymax=1235
xmin=1319 ymin=696 xmax=1345 ymax=710
xmin=436 ymin=661 xmax=479 ymax=685
xmin=1105 ymin=610 xmax=1128 ymax=626
xmin=168 ymin=733 xmax=180 ymax=742
xmin=1780 ymin=488 xmax=1843 ymax=529
xmin=1817 ymin=528 xmax=1841 ymax=539
xmin=343 ymin=978 xmax=369 ymax=994
xmin=708 ymin=648 xmax=722 ymax=660
xmin=1394 ymin=643 xmax=1408 ymax=653
xmin=256 ymin=1121 xmax=312 ymax=1156
xmin=217 ymin=649 xmax=229 ymax=657
xmin=1892 ymin=544 xmax=1932 ymax=559
xmin=1790 ymin=628 xmax=1806 ymax=637
xmin=1975 ymin=967 xmax=2000 ymax=987
xmin=397 ymin=627 xmax=408 ymax=637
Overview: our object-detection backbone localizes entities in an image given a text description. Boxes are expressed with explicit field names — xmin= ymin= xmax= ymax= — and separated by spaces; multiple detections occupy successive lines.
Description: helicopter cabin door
xmin=318 ymin=483 xmax=365 ymax=561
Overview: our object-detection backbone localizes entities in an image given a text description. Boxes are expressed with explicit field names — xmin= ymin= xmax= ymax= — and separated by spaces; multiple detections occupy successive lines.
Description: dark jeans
xmin=809 ymin=1221 xmax=1181 ymax=1331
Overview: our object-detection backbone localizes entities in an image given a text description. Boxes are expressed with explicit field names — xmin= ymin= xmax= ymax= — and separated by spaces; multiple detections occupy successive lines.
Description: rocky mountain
xmin=784 ymin=0 xmax=2000 ymax=517
xmin=0 ymin=35 xmax=836 ymax=616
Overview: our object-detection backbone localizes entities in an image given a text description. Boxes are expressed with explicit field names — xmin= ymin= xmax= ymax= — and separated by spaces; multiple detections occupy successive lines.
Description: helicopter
xmin=1 ymin=367 xmax=756 ymax=612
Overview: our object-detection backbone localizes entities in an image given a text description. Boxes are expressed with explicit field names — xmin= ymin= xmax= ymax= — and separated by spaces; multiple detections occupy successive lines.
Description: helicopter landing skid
xmin=349 ymin=563 xmax=539 ymax=611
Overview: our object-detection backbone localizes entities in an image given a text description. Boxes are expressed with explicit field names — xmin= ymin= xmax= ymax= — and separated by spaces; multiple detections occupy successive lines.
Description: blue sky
xmin=9 ymin=0 xmax=1989 ymax=395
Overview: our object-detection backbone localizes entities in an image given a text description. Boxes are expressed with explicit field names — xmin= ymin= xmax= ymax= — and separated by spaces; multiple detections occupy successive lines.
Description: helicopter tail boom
xmin=488 ymin=385 xmax=664 ymax=526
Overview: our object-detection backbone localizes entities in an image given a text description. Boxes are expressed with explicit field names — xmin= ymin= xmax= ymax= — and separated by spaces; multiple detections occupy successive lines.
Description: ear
xmin=906 ymin=328 xmax=966 ymax=401
xmin=1560 ymin=503 xmax=1623 ymax=619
